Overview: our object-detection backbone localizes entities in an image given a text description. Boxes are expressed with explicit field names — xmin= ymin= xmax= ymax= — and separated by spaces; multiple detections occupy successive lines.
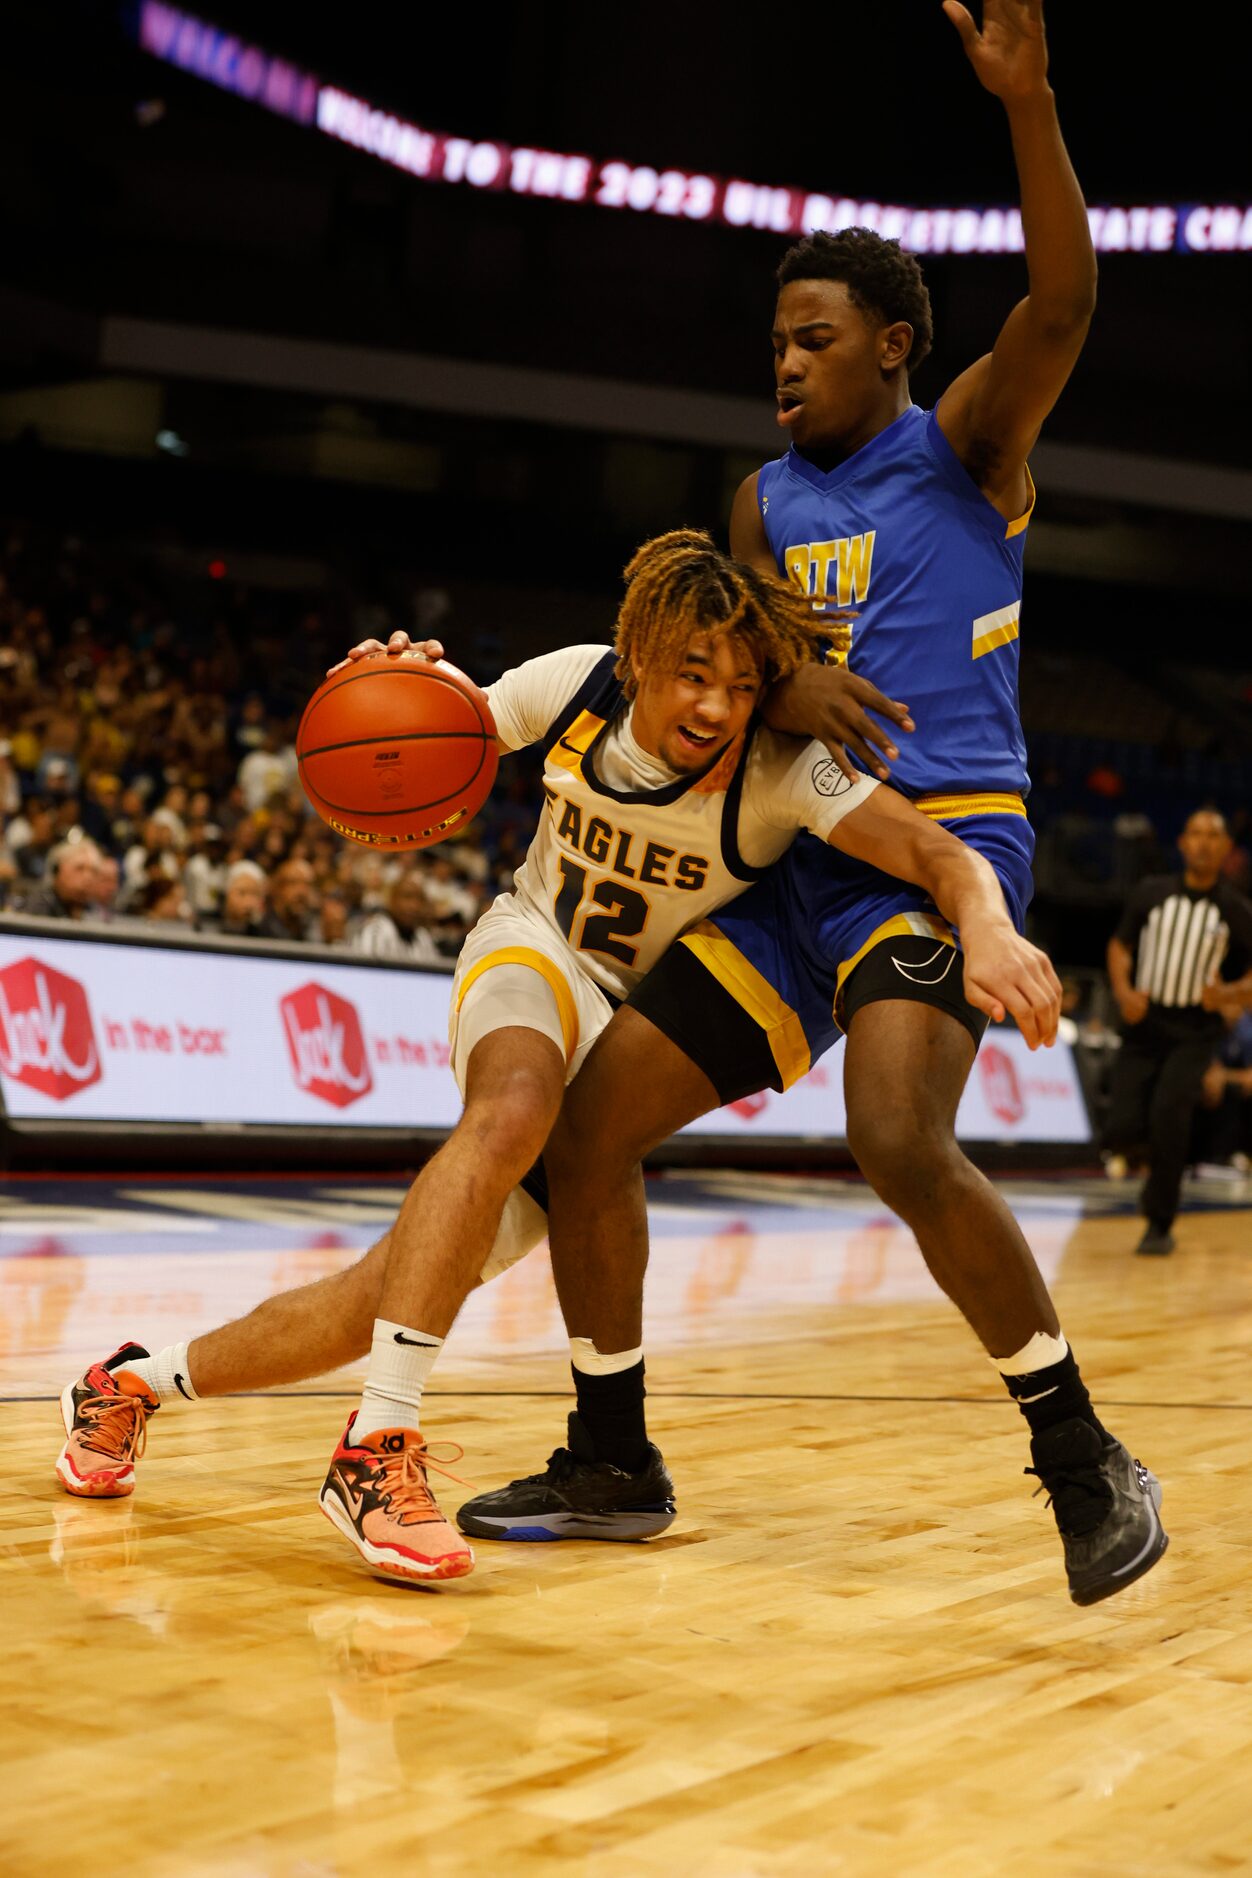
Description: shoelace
xmin=512 ymin=1446 xmax=579 ymax=1488
xmin=76 ymin=1390 xmax=151 ymax=1465
xmin=1023 ymin=1461 xmax=1111 ymax=1538
xmin=373 ymin=1438 xmax=474 ymax=1525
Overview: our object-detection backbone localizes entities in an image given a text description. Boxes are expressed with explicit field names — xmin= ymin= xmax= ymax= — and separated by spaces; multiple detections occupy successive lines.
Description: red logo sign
xmin=978 ymin=1042 xmax=1025 ymax=1126
xmin=0 ymin=957 xmax=103 ymax=1100
xmin=280 ymin=982 xmax=373 ymax=1108
xmin=727 ymin=1091 xmax=770 ymax=1122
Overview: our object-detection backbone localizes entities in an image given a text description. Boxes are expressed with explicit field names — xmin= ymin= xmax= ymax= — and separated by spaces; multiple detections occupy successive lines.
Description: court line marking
xmin=7 ymin=1390 xmax=1252 ymax=1410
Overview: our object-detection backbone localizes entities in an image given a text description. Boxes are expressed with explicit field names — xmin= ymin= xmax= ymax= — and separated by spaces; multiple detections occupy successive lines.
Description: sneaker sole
xmin=457 ymin=1504 xmax=677 ymax=1543
xmin=1070 ymin=1471 xmax=1169 ymax=1606
xmin=318 ymin=1492 xmax=475 ymax=1584
xmin=55 ymin=1384 xmax=134 ymax=1498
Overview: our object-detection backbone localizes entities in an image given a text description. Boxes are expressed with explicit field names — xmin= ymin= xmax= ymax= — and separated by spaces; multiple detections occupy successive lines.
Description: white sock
xmin=569 ymin=1337 xmax=644 ymax=1376
xmin=350 ymin=1319 xmax=443 ymax=1442
xmin=125 ymin=1342 xmax=197 ymax=1405
xmin=991 ymin=1331 xmax=1069 ymax=1401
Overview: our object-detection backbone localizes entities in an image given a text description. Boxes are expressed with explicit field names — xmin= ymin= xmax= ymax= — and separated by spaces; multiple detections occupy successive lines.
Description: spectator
xmin=199 ymin=860 xmax=268 ymax=938
xmin=80 ymin=771 xmax=124 ymax=849
xmin=238 ymin=721 xmax=299 ymax=813
xmin=1193 ymin=1009 xmax=1252 ymax=1175
xmin=316 ymin=885 xmax=352 ymax=948
xmin=91 ymin=852 xmax=121 ymax=921
xmin=136 ymin=874 xmax=193 ymax=927
xmin=353 ymin=872 xmax=443 ymax=965
xmin=5 ymin=799 xmax=57 ymax=884
xmin=183 ymin=824 xmax=229 ymax=921
xmin=0 ymin=739 xmax=20 ymax=818
xmin=1104 ymin=808 xmax=1252 ymax=1255
xmin=423 ymin=852 xmax=479 ymax=928
xmin=121 ymin=810 xmax=184 ymax=903
xmin=259 ymin=856 xmax=318 ymax=942
xmin=14 ymin=836 xmax=105 ymax=920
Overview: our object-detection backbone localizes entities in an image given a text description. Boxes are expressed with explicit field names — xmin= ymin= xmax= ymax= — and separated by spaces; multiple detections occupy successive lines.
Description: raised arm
xmin=935 ymin=0 xmax=1097 ymax=517
xmin=830 ymin=783 xmax=1061 ymax=1046
xmin=731 ymin=471 xmax=915 ymax=780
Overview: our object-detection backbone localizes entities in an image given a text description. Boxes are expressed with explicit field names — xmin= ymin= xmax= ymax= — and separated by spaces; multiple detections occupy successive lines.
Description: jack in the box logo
xmin=0 ymin=956 xmax=102 ymax=1100
xmin=280 ymin=982 xmax=373 ymax=1108
xmin=978 ymin=1041 xmax=1025 ymax=1126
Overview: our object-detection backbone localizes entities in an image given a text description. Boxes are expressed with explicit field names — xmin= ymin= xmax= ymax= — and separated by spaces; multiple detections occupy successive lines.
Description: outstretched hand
xmin=942 ymin=0 xmax=1048 ymax=100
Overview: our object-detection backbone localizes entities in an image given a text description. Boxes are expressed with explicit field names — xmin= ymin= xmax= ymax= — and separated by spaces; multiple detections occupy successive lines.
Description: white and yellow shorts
xmin=449 ymin=896 xmax=617 ymax=1283
xmin=448 ymin=894 xmax=616 ymax=1098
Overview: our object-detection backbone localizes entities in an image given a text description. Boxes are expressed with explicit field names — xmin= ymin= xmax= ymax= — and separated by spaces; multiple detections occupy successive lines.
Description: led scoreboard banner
xmin=0 ymin=925 xmax=1091 ymax=1150
xmin=137 ymin=3 xmax=1252 ymax=257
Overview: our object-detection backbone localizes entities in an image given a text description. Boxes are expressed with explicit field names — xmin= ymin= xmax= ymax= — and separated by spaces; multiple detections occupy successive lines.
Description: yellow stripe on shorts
xmin=455 ymin=947 xmax=580 ymax=1064
xmin=680 ymin=922 xmax=812 ymax=1092
xmin=912 ymin=790 xmax=1026 ymax=820
xmin=833 ymin=910 xmax=956 ymax=1012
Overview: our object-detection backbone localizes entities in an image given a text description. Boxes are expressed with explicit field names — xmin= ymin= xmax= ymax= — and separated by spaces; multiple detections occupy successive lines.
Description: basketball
xmin=296 ymin=653 xmax=498 ymax=849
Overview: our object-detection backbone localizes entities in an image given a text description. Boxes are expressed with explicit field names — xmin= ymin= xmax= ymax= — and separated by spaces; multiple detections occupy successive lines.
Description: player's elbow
xmin=1033 ymin=274 xmax=1097 ymax=341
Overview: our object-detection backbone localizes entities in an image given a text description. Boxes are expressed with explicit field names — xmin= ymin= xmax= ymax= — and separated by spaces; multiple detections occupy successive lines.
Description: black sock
xmin=1000 ymin=1349 xmax=1107 ymax=1444
xmin=571 ymin=1360 xmax=649 ymax=1472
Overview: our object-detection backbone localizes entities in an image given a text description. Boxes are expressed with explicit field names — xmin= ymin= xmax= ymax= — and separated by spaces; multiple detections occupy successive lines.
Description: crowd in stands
xmin=0 ymin=523 xmax=536 ymax=960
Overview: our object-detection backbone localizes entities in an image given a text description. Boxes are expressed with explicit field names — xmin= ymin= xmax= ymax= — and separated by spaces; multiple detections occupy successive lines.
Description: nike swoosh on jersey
xmin=891 ymin=945 xmax=956 ymax=986
xmin=558 ymin=736 xmax=585 ymax=755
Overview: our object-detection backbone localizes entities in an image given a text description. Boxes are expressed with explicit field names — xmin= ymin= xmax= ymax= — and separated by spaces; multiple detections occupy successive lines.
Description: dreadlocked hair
xmin=778 ymin=226 xmax=933 ymax=372
xmin=614 ymin=529 xmax=830 ymax=698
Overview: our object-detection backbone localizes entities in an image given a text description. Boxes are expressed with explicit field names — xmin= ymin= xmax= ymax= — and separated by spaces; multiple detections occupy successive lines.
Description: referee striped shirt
xmin=1115 ymin=875 xmax=1252 ymax=1021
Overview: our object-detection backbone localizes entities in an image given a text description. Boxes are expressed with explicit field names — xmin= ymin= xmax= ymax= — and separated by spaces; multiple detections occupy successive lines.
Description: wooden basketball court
xmin=3 ymin=1170 xmax=1250 ymax=1875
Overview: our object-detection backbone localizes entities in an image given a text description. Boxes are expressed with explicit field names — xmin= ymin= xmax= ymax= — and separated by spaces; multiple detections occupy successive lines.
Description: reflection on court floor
xmin=3 ymin=1167 xmax=1249 ymax=1388
xmin=5 ymin=1170 xmax=1252 ymax=1874
xmin=0 ymin=1169 xmax=1098 ymax=1383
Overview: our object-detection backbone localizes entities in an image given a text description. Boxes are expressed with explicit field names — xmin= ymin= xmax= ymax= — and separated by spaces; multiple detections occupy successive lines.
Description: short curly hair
xmin=777 ymin=227 xmax=933 ymax=372
xmin=614 ymin=530 xmax=828 ymax=700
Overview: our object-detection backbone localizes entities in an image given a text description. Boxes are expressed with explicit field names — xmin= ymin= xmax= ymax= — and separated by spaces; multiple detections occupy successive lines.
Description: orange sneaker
xmin=56 ymin=1343 xmax=159 ymax=1498
xmin=319 ymin=1423 xmax=475 ymax=1585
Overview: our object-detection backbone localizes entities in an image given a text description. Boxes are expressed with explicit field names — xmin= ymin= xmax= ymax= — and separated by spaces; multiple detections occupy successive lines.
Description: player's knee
xmin=846 ymin=1105 xmax=958 ymax=1212
xmin=458 ymin=1073 xmax=560 ymax=1180
xmin=546 ymin=1094 xmax=647 ymax=1180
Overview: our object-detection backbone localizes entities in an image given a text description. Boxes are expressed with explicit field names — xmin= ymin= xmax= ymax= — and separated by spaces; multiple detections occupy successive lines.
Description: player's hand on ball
xmin=325 ymin=632 xmax=446 ymax=678
xmin=961 ymin=925 xmax=1061 ymax=1050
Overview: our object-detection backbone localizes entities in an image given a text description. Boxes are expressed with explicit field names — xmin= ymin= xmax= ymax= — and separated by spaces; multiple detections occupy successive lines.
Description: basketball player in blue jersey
xmin=55 ymin=532 xmax=1063 ymax=1587
xmin=460 ymin=0 xmax=1169 ymax=1605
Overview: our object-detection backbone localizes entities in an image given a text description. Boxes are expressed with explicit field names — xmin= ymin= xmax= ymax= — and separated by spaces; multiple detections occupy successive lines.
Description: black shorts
xmin=627 ymin=930 xmax=989 ymax=1108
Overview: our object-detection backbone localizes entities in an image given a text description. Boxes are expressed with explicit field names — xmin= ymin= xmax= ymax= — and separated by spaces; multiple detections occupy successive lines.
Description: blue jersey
xmin=759 ymin=403 xmax=1033 ymax=799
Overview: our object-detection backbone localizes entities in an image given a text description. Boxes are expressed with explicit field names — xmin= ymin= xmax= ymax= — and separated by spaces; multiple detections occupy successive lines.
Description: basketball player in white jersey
xmin=56 ymin=531 xmax=1060 ymax=1586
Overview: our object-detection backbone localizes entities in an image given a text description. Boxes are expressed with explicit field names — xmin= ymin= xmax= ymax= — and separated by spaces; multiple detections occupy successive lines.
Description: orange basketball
xmin=296 ymin=654 xmax=498 ymax=849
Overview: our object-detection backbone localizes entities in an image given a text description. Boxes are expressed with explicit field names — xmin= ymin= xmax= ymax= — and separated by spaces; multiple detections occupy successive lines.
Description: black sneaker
xmin=1027 ymin=1417 xmax=1168 ymax=1606
xmin=456 ymin=1413 xmax=676 ymax=1542
xmin=1135 ymin=1223 xmax=1175 ymax=1256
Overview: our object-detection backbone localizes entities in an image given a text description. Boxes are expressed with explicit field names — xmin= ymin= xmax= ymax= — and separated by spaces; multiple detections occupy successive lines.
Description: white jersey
xmin=481 ymin=644 xmax=876 ymax=1001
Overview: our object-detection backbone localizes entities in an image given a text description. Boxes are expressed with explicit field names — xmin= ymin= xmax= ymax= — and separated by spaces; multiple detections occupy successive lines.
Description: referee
xmin=1105 ymin=808 xmax=1252 ymax=1254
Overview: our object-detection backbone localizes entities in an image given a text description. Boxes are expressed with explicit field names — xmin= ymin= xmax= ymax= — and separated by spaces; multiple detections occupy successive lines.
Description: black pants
xmin=1193 ymin=1086 xmax=1252 ymax=1165
xmin=1103 ymin=1014 xmax=1218 ymax=1228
